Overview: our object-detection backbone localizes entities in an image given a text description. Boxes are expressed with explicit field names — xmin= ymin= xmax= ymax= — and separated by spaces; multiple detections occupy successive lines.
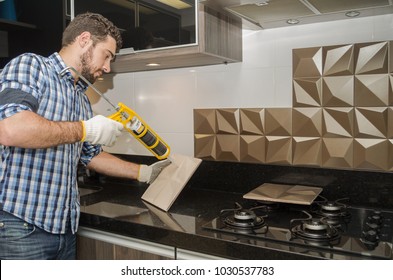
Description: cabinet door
xmin=76 ymin=227 xmax=175 ymax=260
xmin=71 ymin=0 xmax=196 ymax=51
xmin=77 ymin=235 xmax=114 ymax=260
xmin=115 ymin=244 xmax=172 ymax=260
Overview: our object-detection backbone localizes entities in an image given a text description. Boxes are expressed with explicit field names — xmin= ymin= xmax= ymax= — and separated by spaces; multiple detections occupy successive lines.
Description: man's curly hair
xmin=62 ymin=12 xmax=122 ymax=52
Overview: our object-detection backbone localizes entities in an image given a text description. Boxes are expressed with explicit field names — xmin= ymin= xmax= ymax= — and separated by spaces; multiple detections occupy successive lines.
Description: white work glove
xmin=138 ymin=159 xmax=171 ymax=184
xmin=81 ymin=115 xmax=123 ymax=146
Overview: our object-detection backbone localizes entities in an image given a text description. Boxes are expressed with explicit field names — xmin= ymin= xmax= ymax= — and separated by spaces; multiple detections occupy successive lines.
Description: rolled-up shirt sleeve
xmin=0 ymin=104 xmax=32 ymax=120
xmin=80 ymin=142 xmax=103 ymax=166
xmin=0 ymin=53 xmax=47 ymax=113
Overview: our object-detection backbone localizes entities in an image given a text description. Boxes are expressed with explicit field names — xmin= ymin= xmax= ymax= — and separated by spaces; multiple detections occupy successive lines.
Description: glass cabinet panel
xmin=71 ymin=0 xmax=196 ymax=52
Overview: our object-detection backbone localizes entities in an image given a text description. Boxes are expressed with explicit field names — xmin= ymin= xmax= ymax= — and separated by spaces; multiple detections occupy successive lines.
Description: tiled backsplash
xmin=194 ymin=41 xmax=393 ymax=172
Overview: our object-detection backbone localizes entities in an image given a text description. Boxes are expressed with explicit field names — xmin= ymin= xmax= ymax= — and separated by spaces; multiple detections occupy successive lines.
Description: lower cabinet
xmin=77 ymin=226 xmax=228 ymax=260
xmin=76 ymin=227 xmax=175 ymax=260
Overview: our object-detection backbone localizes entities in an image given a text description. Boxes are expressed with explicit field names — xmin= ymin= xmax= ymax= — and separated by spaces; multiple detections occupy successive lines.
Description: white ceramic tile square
xmin=160 ymin=132 xmax=195 ymax=157
xmin=242 ymin=29 xmax=276 ymax=69
xmin=274 ymin=67 xmax=293 ymax=107
xmin=373 ymin=14 xmax=393 ymax=41
xmin=227 ymin=67 xmax=276 ymax=108
xmin=133 ymin=70 xmax=196 ymax=134
xmin=88 ymin=73 xmax=134 ymax=116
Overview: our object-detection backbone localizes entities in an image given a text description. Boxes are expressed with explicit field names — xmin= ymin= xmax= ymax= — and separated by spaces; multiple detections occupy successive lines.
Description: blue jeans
xmin=0 ymin=210 xmax=76 ymax=260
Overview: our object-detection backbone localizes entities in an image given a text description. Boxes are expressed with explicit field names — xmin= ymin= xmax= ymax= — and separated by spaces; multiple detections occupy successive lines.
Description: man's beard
xmin=80 ymin=47 xmax=97 ymax=84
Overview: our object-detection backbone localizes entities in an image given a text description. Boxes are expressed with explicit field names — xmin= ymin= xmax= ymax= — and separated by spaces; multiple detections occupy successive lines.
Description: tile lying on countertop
xmin=243 ymin=183 xmax=323 ymax=205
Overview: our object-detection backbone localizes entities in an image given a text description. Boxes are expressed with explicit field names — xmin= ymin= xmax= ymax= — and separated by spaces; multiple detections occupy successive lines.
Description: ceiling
xmin=200 ymin=0 xmax=393 ymax=29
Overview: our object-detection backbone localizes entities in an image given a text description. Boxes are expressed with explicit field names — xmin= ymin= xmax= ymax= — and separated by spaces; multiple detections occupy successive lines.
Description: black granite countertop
xmin=78 ymin=155 xmax=393 ymax=260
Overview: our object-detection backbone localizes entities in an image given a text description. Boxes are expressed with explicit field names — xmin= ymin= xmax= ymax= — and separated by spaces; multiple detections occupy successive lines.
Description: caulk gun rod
xmin=65 ymin=66 xmax=118 ymax=111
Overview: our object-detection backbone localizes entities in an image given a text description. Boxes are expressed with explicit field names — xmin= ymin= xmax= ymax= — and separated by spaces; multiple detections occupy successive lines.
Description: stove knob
xmin=365 ymin=222 xmax=380 ymax=232
xmin=363 ymin=230 xmax=379 ymax=243
xmin=368 ymin=214 xmax=383 ymax=225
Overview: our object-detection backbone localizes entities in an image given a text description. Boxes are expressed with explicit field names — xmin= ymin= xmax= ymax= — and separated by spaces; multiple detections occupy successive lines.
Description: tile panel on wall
xmin=322 ymin=108 xmax=353 ymax=138
xmin=292 ymin=108 xmax=322 ymax=137
xmin=240 ymin=135 xmax=265 ymax=163
xmin=353 ymin=139 xmax=390 ymax=170
xmin=194 ymin=40 xmax=393 ymax=171
xmin=293 ymin=78 xmax=322 ymax=107
xmin=216 ymin=109 xmax=239 ymax=134
xmin=354 ymin=107 xmax=388 ymax=138
xmin=292 ymin=137 xmax=322 ymax=167
xmin=265 ymin=108 xmax=292 ymax=136
xmin=322 ymin=44 xmax=354 ymax=76
xmin=354 ymin=74 xmax=390 ymax=106
xmin=322 ymin=138 xmax=353 ymax=169
xmin=354 ymin=42 xmax=389 ymax=75
xmin=293 ymin=47 xmax=322 ymax=78
xmin=265 ymin=136 xmax=292 ymax=165
xmin=322 ymin=76 xmax=354 ymax=106
xmin=239 ymin=108 xmax=264 ymax=135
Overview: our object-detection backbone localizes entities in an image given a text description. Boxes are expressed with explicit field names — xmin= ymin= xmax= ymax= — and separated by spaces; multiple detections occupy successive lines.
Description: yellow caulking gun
xmin=60 ymin=67 xmax=170 ymax=160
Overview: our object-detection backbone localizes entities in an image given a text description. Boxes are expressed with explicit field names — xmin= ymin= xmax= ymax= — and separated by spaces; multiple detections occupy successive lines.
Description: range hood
xmin=200 ymin=0 xmax=393 ymax=29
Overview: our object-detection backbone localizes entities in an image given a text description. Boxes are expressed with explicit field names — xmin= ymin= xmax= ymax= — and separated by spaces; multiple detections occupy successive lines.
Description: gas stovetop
xmin=202 ymin=197 xmax=393 ymax=259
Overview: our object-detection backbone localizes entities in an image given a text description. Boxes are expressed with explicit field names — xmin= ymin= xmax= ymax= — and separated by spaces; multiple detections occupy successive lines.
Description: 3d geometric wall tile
xmin=355 ymin=42 xmax=388 ymax=74
xmin=216 ymin=135 xmax=240 ymax=162
xmin=195 ymin=134 xmax=217 ymax=160
xmin=355 ymin=74 xmax=390 ymax=106
xmin=239 ymin=108 xmax=264 ymax=135
xmin=353 ymin=139 xmax=389 ymax=171
xmin=293 ymin=78 xmax=322 ymax=107
xmin=293 ymin=47 xmax=322 ymax=78
xmin=292 ymin=137 xmax=322 ymax=167
xmin=194 ymin=109 xmax=216 ymax=134
xmin=240 ymin=135 xmax=265 ymax=163
xmin=322 ymin=138 xmax=353 ymax=169
xmin=323 ymin=44 xmax=354 ymax=76
xmin=216 ymin=109 xmax=239 ymax=134
xmin=194 ymin=134 xmax=216 ymax=160
xmin=322 ymin=108 xmax=353 ymax=138
xmin=354 ymin=107 xmax=388 ymax=138
xmin=265 ymin=136 xmax=292 ymax=165
xmin=292 ymin=108 xmax=322 ymax=137
xmin=265 ymin=108 xmax=292 ymax=136
xmin=322 ymin=76 xmax=354 ymax=107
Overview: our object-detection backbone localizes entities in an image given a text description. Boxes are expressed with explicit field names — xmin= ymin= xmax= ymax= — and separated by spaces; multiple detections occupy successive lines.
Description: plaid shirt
xmin=0 ymin=52 xmax=102 ymax=234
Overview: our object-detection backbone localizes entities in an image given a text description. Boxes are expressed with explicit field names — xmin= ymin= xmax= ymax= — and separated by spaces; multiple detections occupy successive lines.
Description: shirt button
xmin=0 ymin=222 xmax=4 ymax=227
xmin=23 ymin=223 xmax=28 ymax=228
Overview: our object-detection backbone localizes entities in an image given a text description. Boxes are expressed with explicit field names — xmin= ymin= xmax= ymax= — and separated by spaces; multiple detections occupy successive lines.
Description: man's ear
xmin=78 ymin=31 xmax=92 ymax=48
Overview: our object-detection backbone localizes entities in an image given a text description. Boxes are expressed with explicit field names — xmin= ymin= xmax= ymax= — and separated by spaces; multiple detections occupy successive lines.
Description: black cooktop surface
xmin=202 ymin=198 xmax=393 ymax=260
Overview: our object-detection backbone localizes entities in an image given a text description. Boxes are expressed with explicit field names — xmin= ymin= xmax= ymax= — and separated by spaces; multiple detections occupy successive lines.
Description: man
xmin=0 ymin=13 xmax=170 ymax=259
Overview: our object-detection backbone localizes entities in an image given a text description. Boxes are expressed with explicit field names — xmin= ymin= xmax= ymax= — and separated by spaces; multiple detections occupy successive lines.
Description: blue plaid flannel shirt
xmin=0 ymin=52 xmax=102 ymax=234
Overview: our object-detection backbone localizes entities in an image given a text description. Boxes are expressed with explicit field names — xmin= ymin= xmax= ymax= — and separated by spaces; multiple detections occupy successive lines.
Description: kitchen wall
xmin=89 ymin=14 xmax=393 ymax=163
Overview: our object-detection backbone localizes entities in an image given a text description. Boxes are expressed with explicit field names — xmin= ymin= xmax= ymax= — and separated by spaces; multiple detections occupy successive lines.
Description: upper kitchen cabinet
xmin=0 ymin=0 xmax=65 ymax=68
xmin=71 ymin=0 xmax=242 ymax=72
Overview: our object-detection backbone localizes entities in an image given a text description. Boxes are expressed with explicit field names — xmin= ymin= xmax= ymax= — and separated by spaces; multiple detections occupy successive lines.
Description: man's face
xmin=80 ymin=36 xmax=116 ymax=84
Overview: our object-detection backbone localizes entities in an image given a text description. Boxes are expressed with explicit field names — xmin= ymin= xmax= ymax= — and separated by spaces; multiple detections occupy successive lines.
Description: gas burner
xmin=290 ymin=211 xmax=341 ymax=245
xmin=220 ymin=203 xmax=268 ymax=232
xmin=312 ymin=196 xmax=351 ymax=224
xmin=252 ymin=201 xmax=281 ymax=212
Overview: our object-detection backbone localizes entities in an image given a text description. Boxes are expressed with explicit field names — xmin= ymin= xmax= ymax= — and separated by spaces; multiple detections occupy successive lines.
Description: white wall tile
xmin=91 ymin=14 xmax=393 ymax=158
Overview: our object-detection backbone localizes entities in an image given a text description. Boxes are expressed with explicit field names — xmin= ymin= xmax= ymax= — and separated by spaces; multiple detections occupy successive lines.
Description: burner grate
xmin=290 ymin=211 xmax=341 ymax=245
xmin=220 ymin=202 xmax=268 ymax=232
